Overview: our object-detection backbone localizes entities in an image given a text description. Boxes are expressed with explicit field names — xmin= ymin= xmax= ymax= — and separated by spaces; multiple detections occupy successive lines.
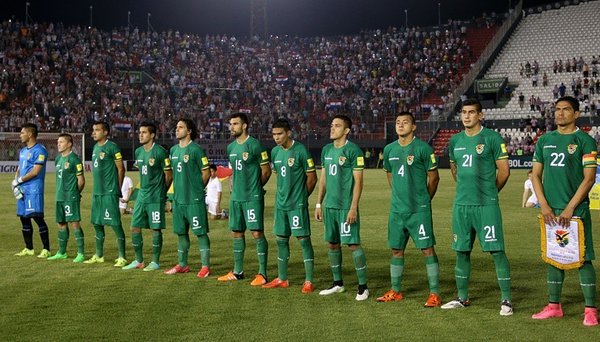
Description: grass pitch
xmin=0 ymin=169 xmax=598 ymax=341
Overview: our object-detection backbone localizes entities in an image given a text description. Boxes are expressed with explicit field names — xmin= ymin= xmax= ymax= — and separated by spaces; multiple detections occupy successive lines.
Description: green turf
xmin=0 ymin=169 xmax=598 ymax=340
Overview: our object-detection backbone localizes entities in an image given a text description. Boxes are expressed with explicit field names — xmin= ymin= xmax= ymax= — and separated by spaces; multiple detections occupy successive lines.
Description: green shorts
xmin=131 ymin=202 xmax=166 ymax=229
xmin=554 ymin=208 xmax=595 ymax=260
xmin=273 ymin=207 xmax=311 ymax=237
xmin=323 ymin=207 xmax=361 ymax=245
xmin=229 ymin=199 xmax=264 ymax=232
xmin=388 ymin=210 xmax=435 ymax=250
xmin=452 ymin=204 xmax=505 ymax=252
xmin=55 ymin=200 xmax=81 ymax=223
xmin=172 ymin=202 xmax=209 ymax=236
xmin=91 ymin=194 xmax=121 ymax=226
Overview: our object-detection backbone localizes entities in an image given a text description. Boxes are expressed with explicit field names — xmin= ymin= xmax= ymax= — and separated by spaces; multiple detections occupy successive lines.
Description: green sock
xmin=152 ymin=231 xmax=162 ymax=264
xmin=74 ymin=228 xmax=84 ymax=255
xmin=455 ymin=251 xmax=471 ymax=300
xmin=579 ymin=261 xmax=596 ymax=307
xmin=255 ymin=236 xmax=268 ymax=277
xmin=57 ymin=229 xmax=69 ymax=254
xmin=390 ymin=256 xmax=404 ymax=293
xmin=132 ymin=232 xmax=143 ymax=263
xmin=178 ymin=234 xmax=190 ymax=267
xmin=233 ymin=237 xmax=245 ymax=274
xmin=491 ymin=251 xmax=511 ymax=302
xmin=276 ymin=237 xmax=290 ymax=281
xmin=112 ymin=225 xmax=126 ymax=259
xmin=93 ymin=225 xmax=105 ymax=257
xmin=328 ymin=249 xmax=343 ymax=282
xmin=547 ymin=264 xmax=565 ymax=303
xmin=299 ymin=237 xmax=314 ymax=282
xmin=352 ymin=247 xmax=367 ymax=286
xmin=425 ymin=255 xmax=440 ymax=294
xmin=197 ymin=234 xmax=210 ymax=268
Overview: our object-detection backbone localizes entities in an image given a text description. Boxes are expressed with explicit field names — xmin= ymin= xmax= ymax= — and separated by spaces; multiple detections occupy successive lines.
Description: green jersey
xmin=383 ymin=138 xmax=437 ymax=213
xmin=55 ymin=151 xmax=83 ymax=201
xmin=449 ymin=127 xmax=508 ymax=206
xmin=271 ymin=140 xmax=315 ymax=210
xmin=135 ymin=143 xmax=172 ymax=204
xmin=227 ymin=136 xmax=269 ymax=202
xmin=321 ymin=140 xmax=364 ymax=209
xmin=170 ymin=142 xmax=209 ymax=205
xmin=533 ymin=128 xmax=598 ymax=210
xmin=92 ymin=140 xmax=122 ymax=196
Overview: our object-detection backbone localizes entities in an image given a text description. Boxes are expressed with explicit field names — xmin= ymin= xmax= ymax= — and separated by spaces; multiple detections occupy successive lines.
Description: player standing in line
xmin=314 ymin=114 xmax=369 ymax=301
xmin=262 ymin=118 xmax=317 ymax=293
xmin=48 ymin=134 xmax=86 ymax=262
xmin=12 ymin=123 xmax=51 ymax=258
xmin=218 ymin=113 xmax=271 ymax=285
xmin=378 ymin=112 xmax=441 ymax=306
xmin=531 ymin=96 xmax=598 ymax=326
xmin=164 ymin=119 xmax=212 ymax=277
xmin=122 ymin=122 xmax=172 ymax=271
xmin=84 ymin=121 xmax=127 ymax=267
xmin=441 ymin=99 xmax=513 ymax=315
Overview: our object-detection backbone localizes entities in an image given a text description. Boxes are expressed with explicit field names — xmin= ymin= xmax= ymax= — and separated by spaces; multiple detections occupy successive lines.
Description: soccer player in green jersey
xmin=315 ymin=114 xmax=369 ymax=301
xmin=217 ymin=113 xmax=272 ymax=286
xmin=378 ymin=112 xmax=441 ymax=306
xmin=122 ymin=122 xmax=173 ymax=271
xmin=262 ymin=118 xmax=317 ymax=293
xmin=84 ymin=121 xmax=128 ymax=267
xmin=531 ymin=96 xmax=598 ymax=326
xmin=48 ymin=134 xmax=86 ymax=262
xmin=441 ymin=99 xmax=513 ymax=315
xmin=164 ymin=119 xmax=212 ymax=277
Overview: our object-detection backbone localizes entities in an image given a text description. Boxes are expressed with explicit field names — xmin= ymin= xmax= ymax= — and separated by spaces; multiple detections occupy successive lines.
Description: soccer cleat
xmin=441 ymin=298 xmax=471 ymax=309
xmin=217 ymin=271 xmax=245 ymax=281
xmin=83 ymin=255 xmax=105 ymax=264
xmin=301 ymin=281 xmax=315 ymax=294
xmin=319 ymin=284 xmax=346 ymax=296
xmin=356 ymin=287 xmax=370 ymax=301
xmin=532 ymin=303 xmax=563 ymax=319
xmin=113 ymin=257 xmax=128 ymax=267
xmin=37 ymin=249 xmax=51 ymax=258
xmin=424 ymin=293 xmax=442 ymax=307
xmin=14 ymin=248 xmax=35 ymax=256
xmin=47 ymin=252 xmax=68 ymax=260
xmin=143 ymin=261 xmax=160 ymax=272
xmin=197 ymin=266 xmax=211 ymax=278
xmin=500 ymin=300 xmax=514 ymax=316
xmin=262 ymin=278 xmax=289 ymax=289
xmin=377 ymin=289 xmax=404 ymax=302
xmin=122 ymin=260 xmax=144 ymax=270
xmin=250 ymin=274 xmax=267 ymax=286
xmin=583 ymin=307 xmax=598 ymax=326
xmin=164 ymin=264 xmax=190 ymax=275
xmin=73 ymin=254 xmax=85 ymax=263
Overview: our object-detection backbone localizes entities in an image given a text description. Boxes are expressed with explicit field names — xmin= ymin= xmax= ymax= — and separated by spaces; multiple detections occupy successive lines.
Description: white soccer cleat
xmin=319 ymin=284 xmax=345 ymax=296
xmin=355 ymin=288 xmax=369 ymax=301
xmin=500 ymin=300 xmax=513 ymax=316
xmin=441 ymin=298 xmax=470 ymax=309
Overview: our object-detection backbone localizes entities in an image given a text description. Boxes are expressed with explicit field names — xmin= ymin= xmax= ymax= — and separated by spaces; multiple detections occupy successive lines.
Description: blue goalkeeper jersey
xmin=18 ymin=143 xmax=47 ymax=195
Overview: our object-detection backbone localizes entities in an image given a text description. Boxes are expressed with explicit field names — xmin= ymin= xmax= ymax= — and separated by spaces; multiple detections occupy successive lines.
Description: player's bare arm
xmin=18 ymin=164 xmax=43 ymax=183
xmin=346 ymin=169 xmax=363 ymax=225
xmin=314 ymin=167 xmax=326 ymax=221
xmin=386 ymin=171 xmax=392 ymax=187
xmin=531 ymin=162 xmax=554 ymax=224
xmin=164 ymin=169 xmax=173 ymax=190
xmin=450 ymin=161 xmax=457 ymax=181
xmin=558 ymin=166 xmax=596 ymax=227
xmin=495 ymin=158 xmax=510 ymax=191
xmin=77 ymin=173 xmax=85 ymax=193
xmin=260 ymin=163 xmax=272 ymax=186
xmin=201 ymin=168 xmax=210 ymax=187
xmin=116 ymin=159 xmax=125 ymax=191
xmin=427 ymin=169 xmax=440 ymax=199
xmin=306 ymin=170 xmax=317 ymax=195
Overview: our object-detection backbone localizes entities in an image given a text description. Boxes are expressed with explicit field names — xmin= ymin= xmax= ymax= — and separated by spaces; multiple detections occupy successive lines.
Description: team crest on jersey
xmin=183 ymin=155 xmax=189 ymax=163
xmin=242 ymin=152 xmax=249 ymax=161
xmin=406 ymin=155 xmax=414 ymax=165
xmin=339 ymin=156 xmax=346 ymax=165
xmin=567 ymin=144 xmax=577 ymax=154
xmin=287 ymin=158 xmax=295 ymax=167
xmin=27 ymin=153 xmax=32 ymax=160
xmin=149 ymin=158 xmax=155 ymax=166
xmin=99 ymin=152 xmax=105 ymax=160
xmin=64 ymin=162 xmax=70 ymax=169
xmin=555 ymin=229 xmax=569 ymax=247
xmin=475 ymin=144 xmax=485 ymax=155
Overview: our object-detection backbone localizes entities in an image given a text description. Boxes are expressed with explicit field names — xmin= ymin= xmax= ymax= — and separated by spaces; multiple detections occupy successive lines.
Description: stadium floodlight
xmin=89 ymin=6 xmax=93 ymax=28
xmin=404 ymin=9 xmax=408 ymax=28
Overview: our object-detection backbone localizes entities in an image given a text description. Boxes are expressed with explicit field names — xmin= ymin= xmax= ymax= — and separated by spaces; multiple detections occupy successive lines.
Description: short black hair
xmin=461 ymin=98 xmax=482 ymax=113
xmin=209 ymin=164 xmax=217 ymax=171
xmin=93 ymin=121 xmax=110 ymax=134
xmin=178 ymin=118 xmax=198 ymax=140
xmin=395 ymin=111 xmax=416 ymax=124
xmin=272 ymin=118 xmax=291 ymax=131
xmin=333 ymin=114 xmax=352 ymax=130
xmin=229 ymin=112 xmax=249 ymax=126
xmin=58 ymin=133 xmax=73 ymax=145
xmin=22 ymin=123 xmax=38 ymax=138
xmin=140 ymin=121 xmax=157 ymax=135
xmin=556 ymin=96 xmax=580 ymax=112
